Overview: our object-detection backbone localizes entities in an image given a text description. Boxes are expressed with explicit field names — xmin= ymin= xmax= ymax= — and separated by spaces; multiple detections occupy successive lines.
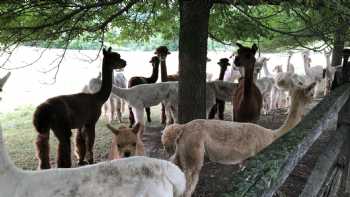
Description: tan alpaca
xmin=161 ymin=82 xmax=316 ymax=197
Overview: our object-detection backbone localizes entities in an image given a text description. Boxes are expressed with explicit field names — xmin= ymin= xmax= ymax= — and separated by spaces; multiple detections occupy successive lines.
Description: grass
xmin=0 ymin=104 xmax=164 ymax=170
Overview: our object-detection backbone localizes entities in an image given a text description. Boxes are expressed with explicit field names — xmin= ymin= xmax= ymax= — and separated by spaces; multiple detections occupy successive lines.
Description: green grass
xmin=0 ymin=105 xmax=121 ymax=170
xmin=0 ymin=104 xmax=164 ymax=170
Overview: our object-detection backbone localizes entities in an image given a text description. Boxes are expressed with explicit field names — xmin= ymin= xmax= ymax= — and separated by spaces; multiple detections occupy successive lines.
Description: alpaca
xmin=155 ymin=46 xmax=178 ymax=124
xmin=0 ymin=125 xmax=185 ymax=197
xmin=323 ymin=50 xmax=342 ymax=96
xmin=161 ymin=82 xmax=316 ymax=197
xmin=0 ymin=72 xmax=11 ymax=92
xmin=128 ymin=56 xmax=160 ymax=127
xmin=208 ymin=58 xmax=230 ymax=120
xmin=111 ymin=81 xmax=237 ymax=126
xmin=112 ymin=82 xmax=179 ymax=126
xmin=33 ymin=47 xmax=127 ymax=169
xmin=224 ymin=54 xmax=241 ymax=82
xmin=302 ymin=51 xmax=325 ymax=98
xmin=286 ymin=51 xmax=295 ymax=73
xmin=232 ymin=43 xmax=263 ymax=122
xmin=256 ymin=77 xmax=274 ymax=114
xmin=106 ymin=71 xmax=127 ymax=123
xmin=254 ymin=57 xmax=269 ymax=80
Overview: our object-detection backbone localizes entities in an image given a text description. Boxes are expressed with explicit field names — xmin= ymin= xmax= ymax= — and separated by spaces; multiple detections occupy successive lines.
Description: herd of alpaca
xmin=1 ymin=43 xmax=339 ymax=197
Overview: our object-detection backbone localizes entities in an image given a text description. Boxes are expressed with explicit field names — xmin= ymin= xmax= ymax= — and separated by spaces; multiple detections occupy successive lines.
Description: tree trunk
xmin=178 ymin=0 xmax=210 ymax=124
xmin=331 ymin=18 xmax=347 ymax=67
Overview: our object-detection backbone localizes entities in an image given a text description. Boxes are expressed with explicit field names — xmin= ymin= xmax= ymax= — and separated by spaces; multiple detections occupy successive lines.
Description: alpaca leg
xmin=75 ymin=128 xmax=87 ymax=166
xmin=133 ymin=107 xmax=145 ymax=126
xmin=217 ymin=99 xmax=225 ymax=120
xmin=109 ymin=97 xmax=115 ymax=123
xmin=53 ymin=128 xmax=72 ymax=168
xmin=35 ymin=132 xmax=51 ymax=169
xmin=165 ymin=105 xmax=173 ymax=126
xmin=84 ymin=125 xmax=96 ymax=164
xmin=116 ymin=98 xmax=123 ymax=123
xmin=145 ymin=107 xmax=152 ymax=123
xmin=128 ymin=107 xmax=135 ymax=128
xmin=208 ymin=103 xmax=218 ymax=119
xmin=161 ymin=103 xmax=167 ymax=124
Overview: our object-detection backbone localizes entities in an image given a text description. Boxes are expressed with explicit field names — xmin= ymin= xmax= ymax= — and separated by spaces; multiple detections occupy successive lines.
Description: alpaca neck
xmin=219 ymin=67 xmax=227 ymax=80
xmin=303 ymin=56 xmax=310 ymax=74
xmin=0 ymin=126 xmax=21 ymax=195
xmin=273 ymin=92 xmax=307 ymax=139
xmin=243 ymin=65 xmax=254 ymax=98
xmin=95 ymin=59 xmax=113 ymax=102
xmin=147 ymin=62 xmax=160 ymax=83
xmin=262 ymin=63 xmax=271 ymax=77
xmin=287 ymin=56 xmax=292 ymax=72
xmin=160 ymin=59 xmax=169 ymax=82
xmin=0 ymin=72 xmax=10 ymax=88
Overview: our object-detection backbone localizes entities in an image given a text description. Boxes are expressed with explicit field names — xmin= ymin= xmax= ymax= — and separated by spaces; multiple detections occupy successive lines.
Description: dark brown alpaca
xmin=233 ymin=43 xmax=262 ymax=122
xmin=208 ymin=58 xmax=230 ymax=120
xmin=155 ymin=46 xmax=178 ymax=124
xmin=128 ymin=56 xmax=160 ymax=128
xmin=33 ymin=47 xmax=126 ymax=169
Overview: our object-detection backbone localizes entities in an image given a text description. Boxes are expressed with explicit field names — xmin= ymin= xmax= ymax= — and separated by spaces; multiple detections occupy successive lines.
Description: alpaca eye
xmin=132 ymin=143 xmax=136 ymax=147
xmin=117 ymin=144 xmax=122 ymax=148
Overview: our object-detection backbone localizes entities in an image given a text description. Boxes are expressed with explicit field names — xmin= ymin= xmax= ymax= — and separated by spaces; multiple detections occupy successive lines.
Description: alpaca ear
xmin=236 ymin=43 xmax=243 ymax=48
xmin=305 ymin=82 xmax=316 ymax=93
xmin=103 ymin=48 xmax=107 ymax=55
xmin=108 ymin=47 xmax=112 ymax=52
xmin=251 ymin=44 xmax=258 ymax=53
xmin=107 ymin=124 xmax=119 ymax=135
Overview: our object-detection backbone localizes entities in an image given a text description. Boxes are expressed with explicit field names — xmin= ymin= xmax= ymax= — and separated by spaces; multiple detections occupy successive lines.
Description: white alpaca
xmin=323 ymin=50 xmax=342 ymax=96
xmin=161 ymin=82 xmax=316 ymax=197
xmin=254 ymin=57 xmax=270 ymax=80
xmin=256 ymin=77 xmax=274 ymax=114
xmin=302 ymin=51 xmax=325 ymax=98
xmin=104 ymin=71 xmax=127 ymax=123
xmin=112 ymin=82 xmax=179 ymax=126
xmin=111 ymin=81 xmax=237 ymax=126
xmin=0 ymin=125 xmax=185 ymax=197
xmin=83 ymin=72 xmax=126 ymax=123
xmin=286 ymin=51 xmax=295 ymax=73
xmin=224 ymin=54 xmax=241 ymax=82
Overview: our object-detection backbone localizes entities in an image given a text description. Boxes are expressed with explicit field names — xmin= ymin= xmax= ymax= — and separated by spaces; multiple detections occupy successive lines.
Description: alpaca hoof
xmin=78 ymin=161 xmax=88 ymax=166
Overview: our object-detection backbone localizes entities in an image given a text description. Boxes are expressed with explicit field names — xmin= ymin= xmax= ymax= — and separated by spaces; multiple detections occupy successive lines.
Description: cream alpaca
xmin=112 ymin=81 xmax=237 ymax=126
xmin=161 ymin=82 xmax=315 ymax=197
xmin=0 ymin=127 xmax=185 ymax=197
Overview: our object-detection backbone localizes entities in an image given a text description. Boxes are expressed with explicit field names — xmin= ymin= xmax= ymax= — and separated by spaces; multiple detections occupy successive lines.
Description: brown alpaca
xmin=128 ymin=56 xmax=160 ymax=127
xmin=33 ymin=47 xmax=127 ymax=169
xmin=233 ymin=43 xmax=263 ymax=122
xmin=155 ymin=46 xmax=178 ymax=124
xmin=208 ymin=58 xmax=230 ymax=120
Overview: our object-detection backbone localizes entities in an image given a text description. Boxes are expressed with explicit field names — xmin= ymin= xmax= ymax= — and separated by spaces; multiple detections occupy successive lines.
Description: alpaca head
xmin=290 ymin=82 xmax=316 ymax=106
xmin=234 ymin=43 xmax=258 ymax=70
xmin=102 ymin=47 xmax=127 ymax=70
xmin=217 ymin=58 xmax=230 ymax=70
xmin=149 ymin=56 xmax=160 ymax=68
xmin=273 ymin=65 xmax=283 ymax=73
xmin=107 ymin=123 xmax=144 ymax=158
xmin=302 ymin=51 xmax=311 ymax=66
xmin=254 ymin=57 xmax=269 ymax=76
xmin=155 ymin=46 xmax=170 ymax=61
xmin=343 ymin=48 xmax=350 ymax=60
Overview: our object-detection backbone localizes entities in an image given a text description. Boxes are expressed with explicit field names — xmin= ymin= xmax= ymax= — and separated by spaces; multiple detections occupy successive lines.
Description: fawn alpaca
xmin=33 ymin=47 xmax=126 ymax=169
xmin=162 ymin=82 xmax=316 ymax=197
xmin=232 ymin=43 xmax=263 ymax=122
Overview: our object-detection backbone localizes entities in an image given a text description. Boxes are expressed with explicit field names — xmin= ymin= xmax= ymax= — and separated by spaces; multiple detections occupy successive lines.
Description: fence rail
xmin=224 ymin=83 xmax=350 ymax=197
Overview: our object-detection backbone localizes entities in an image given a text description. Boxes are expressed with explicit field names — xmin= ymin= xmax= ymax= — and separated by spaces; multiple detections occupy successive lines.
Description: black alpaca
xmin=33 ymin=47 xmax=126 ymax=169
xmin=128 ymin=56 xmax=160 ymax=127
xmin=208 ymin=58 xmax=230 ymax=120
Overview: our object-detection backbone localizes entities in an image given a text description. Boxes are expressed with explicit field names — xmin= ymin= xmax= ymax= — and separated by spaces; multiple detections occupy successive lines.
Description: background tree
xmin=0 ymin=0 xmax=349 ymax=123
